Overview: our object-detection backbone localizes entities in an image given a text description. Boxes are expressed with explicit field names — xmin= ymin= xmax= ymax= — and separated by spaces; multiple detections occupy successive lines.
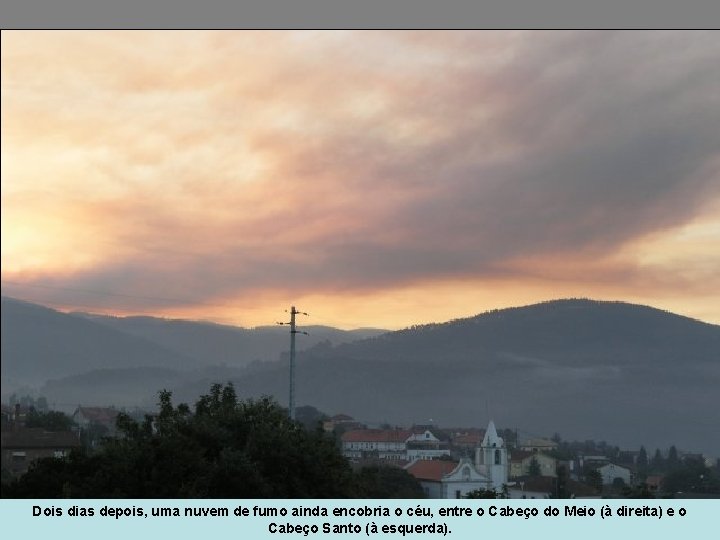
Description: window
xmin=495 ymin=449 xmax=501 ymax=465
xmin=455 ymin=490 xmax=461 ymax=499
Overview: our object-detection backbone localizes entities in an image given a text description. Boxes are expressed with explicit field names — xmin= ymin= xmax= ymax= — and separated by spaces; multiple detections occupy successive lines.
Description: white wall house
xmin=341 ymin=429 xmax=411 ymax=460
xmin=406 ymin=429 xmax=451 ymax=460
xmin=405 ymin=458 xmax=493 ymax=499
xmin=597 ymin=463 xmax=632 ymax=486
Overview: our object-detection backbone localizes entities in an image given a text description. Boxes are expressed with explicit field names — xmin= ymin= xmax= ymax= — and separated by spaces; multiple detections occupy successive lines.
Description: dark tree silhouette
xmin=4 ymin=383 xmax=357 ymax=498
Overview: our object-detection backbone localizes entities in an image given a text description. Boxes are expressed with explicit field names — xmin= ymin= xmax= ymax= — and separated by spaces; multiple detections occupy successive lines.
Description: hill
xmin=174 ymin=299 xmax=720 ymax=454
xmin=3 ymin=297 xmax=718 ymax=454
xmin=0 ymin=296 xmax=385 ymax=398
xmin=1 ymin=297 xmax=193 ymax=389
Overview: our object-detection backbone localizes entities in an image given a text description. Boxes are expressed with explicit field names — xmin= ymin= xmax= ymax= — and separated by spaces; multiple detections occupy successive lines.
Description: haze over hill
xmin=174 ymin=299 xmax=720 ymax=454
xmin=0 ymin=296 xmax=385 ymax=391
xmin=2 ymin=296 xmax=719 ymax=455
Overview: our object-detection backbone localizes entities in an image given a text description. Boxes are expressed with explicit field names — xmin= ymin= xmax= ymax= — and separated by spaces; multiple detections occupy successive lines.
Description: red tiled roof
xmin=405 ymin=460 xmax=459 ymax=482
xmin=509 ymin=450 xmax=535 ymax=462
xmin=645 ymin=475 xmax=664 ymax=487
xmin=511 ymin=476 xmax=598 ymax=497
xmin=342 ymin=429 xmax=412 ymax=443
xmin=452 ymin=433 xmax=482 ymax=445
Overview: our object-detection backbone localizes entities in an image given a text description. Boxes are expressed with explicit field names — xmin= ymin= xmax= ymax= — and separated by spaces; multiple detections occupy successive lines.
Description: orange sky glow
xmin=2 ymin=31 xmax=719 ymax=329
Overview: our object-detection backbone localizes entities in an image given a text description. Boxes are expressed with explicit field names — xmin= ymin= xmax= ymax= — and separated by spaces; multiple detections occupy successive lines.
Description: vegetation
xmin=24 ymin=409 xmax=75 ymax=432
xmin=355 ymin=466 xmax=425 ymax=498
xmin=4 ymin=383 xmax=364 ymax=498
xmin=465 ymin=487 xmax=507 ymax=499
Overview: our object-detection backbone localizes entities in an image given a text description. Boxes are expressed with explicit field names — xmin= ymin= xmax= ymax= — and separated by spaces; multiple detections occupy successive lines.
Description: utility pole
xmin=278 ymin=306 xmax=308 ymax=420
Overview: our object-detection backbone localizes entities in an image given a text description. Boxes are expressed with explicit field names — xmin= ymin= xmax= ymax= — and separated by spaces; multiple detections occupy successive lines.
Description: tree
xmin=662 ymin=462 xmax=720 ymax=495
xmin=650 ymin=448 xmax=664 ymax=472
xmin=667 ymin=445 xmax=680 ymax=471
xmin=556 ymin=464 xmax=569 ymax=498
xmin=637 ymin=446 xmax=648 ymax=471
xmin=621 ymin=483 xmax=654 ymax=498
xmin=465 ymin=487 xmax=505 ymax=499
xmin=25 ymin=410 xmax=74 ymax=432
xmin=295 ymin=405 xmax=328 ymax=431
xmin=356 ymin=466 xmax=425 ymax=498
xmin=585 ymin=469 xmax=603 ymax=493
xmin=5 ymin=383 xmax=357 ymax=498
xmin=528 ymin=457 xmax=541 ymax=476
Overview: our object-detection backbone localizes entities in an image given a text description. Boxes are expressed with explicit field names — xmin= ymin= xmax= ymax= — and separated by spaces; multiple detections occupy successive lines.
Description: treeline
xmin=547 ymin=437 xmax=720 ymax=496
xmin=2 ymin=384 xmax=423 ymax=498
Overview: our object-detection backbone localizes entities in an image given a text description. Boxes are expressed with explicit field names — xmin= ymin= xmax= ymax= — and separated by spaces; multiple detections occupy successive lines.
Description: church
xmin=405 ymin=420 xmax=508 ymax=498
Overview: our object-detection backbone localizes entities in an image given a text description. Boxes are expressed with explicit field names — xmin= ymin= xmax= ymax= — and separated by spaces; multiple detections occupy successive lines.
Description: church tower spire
xmin=475 ymin=419 xmax=508 ymax=492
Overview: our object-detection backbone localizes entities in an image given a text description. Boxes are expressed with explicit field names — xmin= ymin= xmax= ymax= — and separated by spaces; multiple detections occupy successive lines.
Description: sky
xmin=2 ymin=31 xmax=719 ymax=329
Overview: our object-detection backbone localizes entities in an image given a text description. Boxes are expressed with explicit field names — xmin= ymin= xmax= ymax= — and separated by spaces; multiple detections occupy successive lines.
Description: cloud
xmin=2 ymin=31 xmax=719 ymax=323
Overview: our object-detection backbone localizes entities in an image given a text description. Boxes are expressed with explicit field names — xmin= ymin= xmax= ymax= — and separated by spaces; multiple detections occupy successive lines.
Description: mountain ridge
xmin=2 ymin=296 xmax=718 ymax=454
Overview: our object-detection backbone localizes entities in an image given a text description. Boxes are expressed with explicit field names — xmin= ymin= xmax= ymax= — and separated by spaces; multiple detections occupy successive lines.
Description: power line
xmin=277 ymin=306 xmax=308 ymax=421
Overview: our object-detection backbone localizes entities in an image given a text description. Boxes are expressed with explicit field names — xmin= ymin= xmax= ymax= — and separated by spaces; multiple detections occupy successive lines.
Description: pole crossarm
xmin=280 ymin=305 xmax=308 ymax=421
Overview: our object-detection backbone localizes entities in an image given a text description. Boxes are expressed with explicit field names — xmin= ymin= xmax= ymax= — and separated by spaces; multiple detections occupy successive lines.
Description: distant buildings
xmin=405 ymin=458 xmax=492 ymax=498
xmin=509 ymin=450 xmax=558 ymax=478
xmin=520 ymin=438 xmax=559 ymax=453
xmin=342 ymin=429 xmax=411 ymax=460
xmin=72 ymin=406 xmax=120 ymax=437
xmin=597 ymin=463 xmax=632 ymax=486
xmin=403 ymin=421 xmax=509 ymax=498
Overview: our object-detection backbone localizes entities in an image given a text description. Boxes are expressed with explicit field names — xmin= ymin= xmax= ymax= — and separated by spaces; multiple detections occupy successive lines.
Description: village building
xmin=520 ymin=437 xmax=559 ymax=453
xmin=1 ymin=428 xmax=80 ymax=477
xmin=405 ymin=458 xmax=491 ymax=499
xmin=405 ymin=428 xmax=451 ymax=460
xmin=509 ymin=449 xmax=558 ymax=478
xmin=507 ymin=476 xmax=600 ymax=499
xmin=341 ymin=429 xmax=411 ymax=460
xmin=474 ymin=420 xmax=509 ymax=491
xmin=72 ymin=406 xmax=120 ymax=437
xmin=322 ymin=414 xmax=363 ymax=433
xmin=403 ymin=420 xmax=508 ymax=498
xmin=597 ymin=463 xmax=632 ymax=486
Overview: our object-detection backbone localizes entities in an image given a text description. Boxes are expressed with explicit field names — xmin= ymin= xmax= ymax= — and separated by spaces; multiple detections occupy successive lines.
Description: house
xmin=520 ymin=438 xmax=559 ymax=453
xmin=449 ymin=429 xmax=484 ymax=457
xmin=341 ymin=429 xmax=411 ymax=460
xmin=405 ymin=428 xmax=451 ymax=460
xmin=509 ymin=450 xmax=558 ymax=478
xmin=322 ymin=414 xmax=363 ymax=433
xmin=1 ymin=428 xmax=80 ymax=477
xmin=72 ymin=406 xmax=119 ymax=436
xmin=405 ymin=458 xmax=493 ymax=499
xmin=578 ymin=454 xmax=610 ymax=468
xmin=597 ymin=463 xmax=632 ymax=486
xmin=1 ymin=404 xmax=30 ymax=431
xmin=507 ymin=476 xmax=600 ymax=499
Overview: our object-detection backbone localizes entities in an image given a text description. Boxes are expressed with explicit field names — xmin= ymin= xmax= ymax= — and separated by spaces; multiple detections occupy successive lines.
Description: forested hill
xmin=199 ymin=299 xmax=720 ymax=455
xmin=3 ymin=297 xmax=719 ymax=454
xmin=0 ymin=296 xmax=386 ymax=390
xmin=325 ymin=298 xmax=720 ymax=365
